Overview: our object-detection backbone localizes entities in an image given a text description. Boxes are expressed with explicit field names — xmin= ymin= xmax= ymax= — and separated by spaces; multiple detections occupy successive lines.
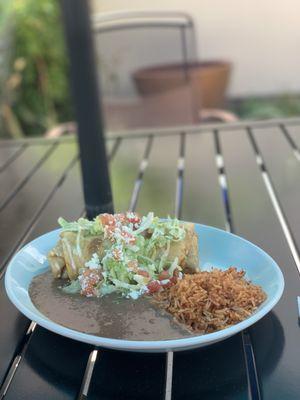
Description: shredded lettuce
xmin=168 ymin=257 xmax=181 ymax=276
xmin=85 ymin=253 xmax=100 ymax=269
xmin=58 ymin=216 xmax=103 ymax=235
xmin=62 ymin=279 xmax=81 ymax=294
xmin=64 ymin=213 xmax=187 ymax=299
xmin=133 ymin=212 xmax=154 ymax=235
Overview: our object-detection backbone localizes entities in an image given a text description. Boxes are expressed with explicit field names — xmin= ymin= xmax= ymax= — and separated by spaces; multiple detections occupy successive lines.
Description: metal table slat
xmin=182 ymin=132 xmax=227 ymax=228
xmin=0 ymin=144 xmax=25 ymax=172
xmin=220 ymin=129 xmax=300 ymax=400
xmin=253 ymin=126 xmax=300 ymax=254
xmin=283 ymin=124 xmax=300 ymax=149
xmin=2 ymin=140 xmax=116 ymax=399
xmin=136 ymin=135 xmax=179 ymax=217
xmin=0 ymin=144 xmax=55 ymax=211
xmin=104 ymin=117 xmax=300 ymax=140
xmin=4 ymin=327 xmax=90 ymax=400
xmin=22 ymin=160 xmax=83 ymax=238
xmin=109 ymin=137 xmax=148 ymax=212
xmin=106 ymin=138 xmax=120 ymax=161
xmin=0 ymin=142 xmax=77 ymax=271
xmin=172 ymin=131 xmax=249 ymax=400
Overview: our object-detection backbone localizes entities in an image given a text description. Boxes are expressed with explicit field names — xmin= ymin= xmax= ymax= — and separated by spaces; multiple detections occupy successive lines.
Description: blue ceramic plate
xmin=5 ymin=224 xmax=284 ymax=352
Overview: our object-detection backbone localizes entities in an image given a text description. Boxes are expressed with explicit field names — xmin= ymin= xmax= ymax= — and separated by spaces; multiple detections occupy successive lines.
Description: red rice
xmin=154 ymin=267 xmax=266 ymax=334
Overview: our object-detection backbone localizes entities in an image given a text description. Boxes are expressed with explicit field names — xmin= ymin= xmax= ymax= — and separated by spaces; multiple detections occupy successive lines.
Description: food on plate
xmin=154 ymin=267 xmax=266 ymax=333
xmin=29 ymin=271 xmax=192 ymax=340
xmin=35 ymin=212 xmax=267 ymax=339
xmin=47 ymin=212 xmax=198 ymax=299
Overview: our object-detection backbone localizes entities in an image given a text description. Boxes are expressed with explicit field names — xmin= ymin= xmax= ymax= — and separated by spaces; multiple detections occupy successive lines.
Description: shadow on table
xmin=23 ymin=312 xmax=284 ymax=398
xmin=249 ymin=310 xmax=285 ymax=379
xmin=172 ymin=311 xmax=284 ymax=400
xmin=20 ymin=327 xmax=91 ymax=396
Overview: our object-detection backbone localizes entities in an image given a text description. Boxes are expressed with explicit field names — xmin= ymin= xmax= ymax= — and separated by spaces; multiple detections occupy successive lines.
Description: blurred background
xmin=1 ymin=0 xmax=300 ymax=138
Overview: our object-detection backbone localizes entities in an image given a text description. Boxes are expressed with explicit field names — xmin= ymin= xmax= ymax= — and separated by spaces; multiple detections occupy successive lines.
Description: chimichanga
xmin=47 ymin=213 xmax=199 ymax=299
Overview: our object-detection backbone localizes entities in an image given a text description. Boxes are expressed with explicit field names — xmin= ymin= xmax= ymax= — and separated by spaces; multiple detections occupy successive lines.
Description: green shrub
xmin=232 ymin=95 xmax=300 ymax=120
xmin=1 ymin=0 xmax=73 ymax=137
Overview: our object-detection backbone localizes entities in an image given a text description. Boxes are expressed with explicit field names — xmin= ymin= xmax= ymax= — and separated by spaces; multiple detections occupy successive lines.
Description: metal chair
xmin=92 ymin=10 xmax=199 ymax=131
xmin=93 ymin=11 xmax=237 ymax=129
xmin=46 ymin=8 xmax=236 ymax=138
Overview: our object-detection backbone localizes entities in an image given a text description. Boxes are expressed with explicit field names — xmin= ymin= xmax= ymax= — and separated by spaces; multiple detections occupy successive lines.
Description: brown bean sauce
xmin=29 ymin=271 xmax=192 ymax=340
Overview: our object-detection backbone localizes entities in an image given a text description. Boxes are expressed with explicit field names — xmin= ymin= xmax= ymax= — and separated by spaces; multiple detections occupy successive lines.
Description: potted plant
xmin=133 ymin=60 xmax=232 ymax=109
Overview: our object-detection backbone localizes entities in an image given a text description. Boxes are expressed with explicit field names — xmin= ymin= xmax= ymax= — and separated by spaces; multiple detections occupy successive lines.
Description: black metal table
xmin=1 ymin=118 xmax=300 ymax=400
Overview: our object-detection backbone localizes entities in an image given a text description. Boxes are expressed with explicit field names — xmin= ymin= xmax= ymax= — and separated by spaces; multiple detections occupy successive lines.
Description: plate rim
xmin=5 ymin=224 xmax=285 ymax=351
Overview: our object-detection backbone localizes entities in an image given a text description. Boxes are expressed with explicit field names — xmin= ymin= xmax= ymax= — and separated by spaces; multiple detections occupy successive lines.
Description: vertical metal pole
xmin=180 ymin=26 xmax=199 ymax=123
xmin=180 ymin=26 xmax=189 ymax=82
xmin=60 ymin=0 xmax=113 ymax=219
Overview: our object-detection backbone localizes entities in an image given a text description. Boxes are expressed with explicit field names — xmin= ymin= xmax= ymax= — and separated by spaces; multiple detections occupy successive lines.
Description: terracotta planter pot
xmin=133 ymin=61 xmax=231 ymax=109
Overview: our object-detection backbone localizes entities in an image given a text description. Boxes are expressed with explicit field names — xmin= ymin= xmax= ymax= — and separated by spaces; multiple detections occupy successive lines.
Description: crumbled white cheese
xmin=127 ymin=285 xmax=148 ymax=300
xmin=127 ymin=291 xmax=139 ymax=300
xmin=126 ymin=212 xmax=136 ymax=220
xmin=85 ymin=253 xmax=100 ymax=269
